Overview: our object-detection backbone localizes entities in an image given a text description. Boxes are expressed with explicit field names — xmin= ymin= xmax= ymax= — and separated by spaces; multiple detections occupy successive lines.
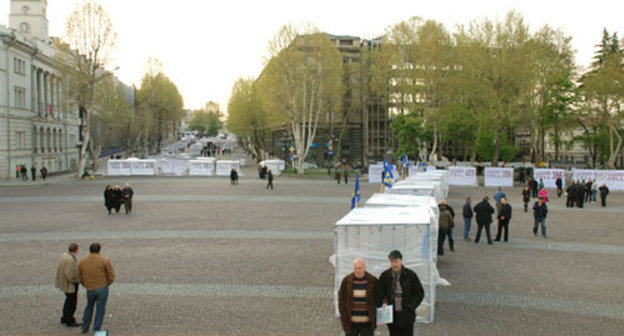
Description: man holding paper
xmin=338 ymin=258 xmax=378 ymax=336
xmin=376 ymin=250 xmax=424 ymax=336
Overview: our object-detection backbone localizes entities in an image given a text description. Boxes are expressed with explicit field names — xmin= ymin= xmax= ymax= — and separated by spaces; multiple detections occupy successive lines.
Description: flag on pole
xmin=382 ymin=159 xmax=394 ymax=188
xmin=351 ymin=174 xmax=360 ymax=209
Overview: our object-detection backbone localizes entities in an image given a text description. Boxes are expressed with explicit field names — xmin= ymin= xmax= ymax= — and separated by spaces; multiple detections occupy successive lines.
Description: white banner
xmin=216 ymin=161 xmax=240 ymax=176
xmin=189 ymin=160 xmax=215 ymax=176
xmin=130 ymin=160 xmax=157 ymax=176
xmin=533 ymin=169 xmax=564 ymax=189
xmin=159 ymin=159 xmax=187 ymax=176
xmin=603 ymin=170 xmax=624 ymax=190
xmin=484 ymin=167 xmax=514 ymax=187
xmin=408 ymin=165 xmax=434 ymax=177
xmin=572 ymin=169 xmax=596 ymax=183
xmin=448 ymin=166 xmax=477 ymax=186
xmin=368 ymin=164 xmax=397 ymax=184
xmin=107 ymin=160 xmax=131 ymax=176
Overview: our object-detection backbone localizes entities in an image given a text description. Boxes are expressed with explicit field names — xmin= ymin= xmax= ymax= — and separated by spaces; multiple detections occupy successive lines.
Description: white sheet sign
xmin=533 ymin=169 xmax=564 ymax=189
xmin=448 ymin=166 xmax=477 ymax=186
xmin=189 ymin=160 xmax=215 ymax=176
xmin=484 ymin=167 xmax=514 ymax=187
xmin=130 ymin=160 xmax=156 ymax=175
xmin=107 ymin=160 xmax=131 ymax=176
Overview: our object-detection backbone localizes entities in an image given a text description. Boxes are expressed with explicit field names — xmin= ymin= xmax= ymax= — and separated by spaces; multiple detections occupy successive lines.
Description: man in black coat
xmin=495 ymin=197 xmax=513 ymax=242
xmin=565 ymin=182 xmax=577 ymax=208
xmin=121 ymin=183 xmax=134 ymax=214
xmin=576 ymin=181 xmax=586 ymax=208
xmin=376 ymin=250 xmax=424 ymax=336
xmin=438 ymin=200 xmax=455 ymax=251
xmin=473 ymin=196 xmax=494 ymax=245
xmin=599 ymin=184 xmax=609 ymax=207
xmin=462 ymin=197 xmax=473 ymax=242
xmin=555 ymin=177 xmax=563 ymax=197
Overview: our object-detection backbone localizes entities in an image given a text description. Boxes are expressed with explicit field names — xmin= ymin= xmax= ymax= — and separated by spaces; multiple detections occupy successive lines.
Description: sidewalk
xmin=0 ymin=172 xmax=77 ymax=187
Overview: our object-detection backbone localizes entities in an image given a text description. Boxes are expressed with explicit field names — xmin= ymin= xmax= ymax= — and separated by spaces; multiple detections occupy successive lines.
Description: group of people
xmin=257 ymin=165 xmax=275 ymax=189
xmin=55 ymin=242 xmax=115 ymax=334
xmin=338 ymin=250 xmax=424 ymax=336
xmin=103 ymin=183 xmax=134 ymax=214
xmin=565 ymin=179 xmax=610 ymax=208
xmin=15 ymin=164 xmax=47 ymax=181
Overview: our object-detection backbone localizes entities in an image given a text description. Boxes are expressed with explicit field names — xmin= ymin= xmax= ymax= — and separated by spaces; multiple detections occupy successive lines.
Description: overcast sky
xmin=2 ymin=0 xmax=623 ymax=112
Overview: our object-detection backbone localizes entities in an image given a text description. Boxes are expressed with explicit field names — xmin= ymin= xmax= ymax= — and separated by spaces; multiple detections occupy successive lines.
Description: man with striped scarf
xmin=338 ymin=258 xmax=378 ymax=335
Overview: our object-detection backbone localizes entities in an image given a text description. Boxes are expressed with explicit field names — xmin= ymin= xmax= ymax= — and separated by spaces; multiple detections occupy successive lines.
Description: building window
xmin=16 ymin=131 xmax=25 ymax=149
xmin=19 ymin=22 xmax=30 ymax=34
xmin=13 ymin=58 xmax=26 ymax=75
xmin=22 ymin=6 xmax=30 ymax=14
xmin=14 ymin=87 xmax=27 ymax=109
xmin=339 ymin=39 xmax=352 ymax=46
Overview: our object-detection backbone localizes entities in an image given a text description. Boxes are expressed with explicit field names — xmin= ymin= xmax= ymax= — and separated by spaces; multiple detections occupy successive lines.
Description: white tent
xmin=216 ymin=160 xmax=241 ymax=176
xmin=334 ymin=206 xmax=441 ymax=323
xmin=259 ymin=159 xmax=286 ymax=176
xmin=407 ymin=171 xmax=449 ymax=197
xmin=365 ymin=193 xmax=439 ymax=218
xmin=189 ymin=159 xmax=216 ymax=176
xmin=386 ymin=181 xmax=444 ymax=202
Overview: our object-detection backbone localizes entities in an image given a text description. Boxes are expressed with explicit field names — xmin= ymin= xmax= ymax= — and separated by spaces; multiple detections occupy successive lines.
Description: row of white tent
xmin=106 ymin=158 xmax=241 ymax=176
xmin=333 ymin=170 xmax=451 ymax=324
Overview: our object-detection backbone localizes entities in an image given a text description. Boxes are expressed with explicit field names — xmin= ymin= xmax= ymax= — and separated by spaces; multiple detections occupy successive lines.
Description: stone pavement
xmin=0 ymin=174 xmax=623 ymax=336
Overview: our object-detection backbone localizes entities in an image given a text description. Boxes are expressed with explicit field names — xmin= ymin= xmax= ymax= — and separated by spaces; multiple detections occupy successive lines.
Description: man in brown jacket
xmin=55 ymin=242 xmax=81 ymax=327
xmin=338 ymin=258 xmax=378 ymax=336
xmin=77 ymin=243 xmax=115 ymax=334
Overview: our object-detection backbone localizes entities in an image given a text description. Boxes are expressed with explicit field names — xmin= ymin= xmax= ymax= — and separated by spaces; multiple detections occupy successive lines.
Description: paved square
xmin=1 ymin=172 xmax=623 ymax=335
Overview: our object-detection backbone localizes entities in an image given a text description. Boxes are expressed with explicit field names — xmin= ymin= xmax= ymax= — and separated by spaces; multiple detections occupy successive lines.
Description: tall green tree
xmin=188 ymin=110 xmax=221 ymax=136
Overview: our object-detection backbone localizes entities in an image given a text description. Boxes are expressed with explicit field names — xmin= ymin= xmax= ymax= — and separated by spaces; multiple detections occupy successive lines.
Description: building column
xmin=44 ymin=72 xmax=50 ymax=117
xmin=33 ymin=126 xmax=38 ymax=154
xmin=40 ymin=127 xmax=45 ymax=153
xmin=50 ymin=75 xmax=55 ymax=118
xmin=37 ymin=69 xmax=44 ymax=116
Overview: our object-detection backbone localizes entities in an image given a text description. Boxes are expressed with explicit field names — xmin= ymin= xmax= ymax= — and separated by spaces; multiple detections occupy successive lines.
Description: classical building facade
xmin=0 ymin=0 xmax=80 ymax=179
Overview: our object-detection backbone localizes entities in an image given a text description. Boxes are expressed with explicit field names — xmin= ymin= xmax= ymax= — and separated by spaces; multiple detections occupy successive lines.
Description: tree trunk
xmin=491 ymin=129 xmax=501 ymax=167
xmin=77 ymin=108 xmax=90 ymax=177
xmin=429 ymin=122 xmax=438 ymax=163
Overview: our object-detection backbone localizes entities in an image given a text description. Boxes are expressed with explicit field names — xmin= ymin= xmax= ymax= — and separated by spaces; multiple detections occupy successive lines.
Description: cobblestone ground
xmin=1 ymin=173 xmax=623 ymax=336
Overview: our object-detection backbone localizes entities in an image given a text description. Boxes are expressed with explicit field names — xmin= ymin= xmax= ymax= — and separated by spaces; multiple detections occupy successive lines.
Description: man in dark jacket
xmin=522 ymin=186 xmax=531 ymax=212
xmin=495 ymin=197 xmax=513 ymax=242
xmin=599 ymin=183 xmax=609 ymax=207
xmin=121 ymin=183 xmax=134 ymax=214
xmin=555 ymin=177 xmax=563 ymax=197
xmin=31 ymin=165 xmax=37 ymax=181
xmin=266 ymin=170 xmax=274 ymax=190
xmin=533 ymin=199 xmax=548 ymax=238
xmin=462 ymin=197 xmax=473 ymax=242
xmin=376 ymin=250 xmax=424 ymax=336
xmin=438 ymin=200 xmax=455 ymax=251
xmin=585 ymin=180 xmax=592 ymax=203
xmin=473 ymin=196 xmax=494 ymax=245
xmin=576 ymin=181 xmax=586 ymax=208
xmin=112 ymin=185 xmax=123 ymax=213
xmin=566 ymin=182 xmax=577 ymax=208
xmin=103 ymin=185 xmax=114 ymax=215
xmin=438 ymin=208 xmax=454 ymax=255
xmin=528 ymin=177 xmax=538 ymax=197
xmin=338 ymin=258 xmax=378 ymax=336
xmin=230 ymin=168 xmax=239 ymax=185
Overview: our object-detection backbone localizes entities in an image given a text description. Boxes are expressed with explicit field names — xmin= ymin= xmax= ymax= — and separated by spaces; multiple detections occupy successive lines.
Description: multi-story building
xmin=1 ymin=0 xmax=81 ymax=180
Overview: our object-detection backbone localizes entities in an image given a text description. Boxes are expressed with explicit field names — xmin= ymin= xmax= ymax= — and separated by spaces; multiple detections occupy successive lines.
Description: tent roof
xmin=336 ymin=206 xmax=433 ymax=226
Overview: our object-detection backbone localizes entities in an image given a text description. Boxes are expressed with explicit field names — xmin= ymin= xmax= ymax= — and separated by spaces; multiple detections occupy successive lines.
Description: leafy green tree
xmin=188 ymin=110 xmax=221 ymax=136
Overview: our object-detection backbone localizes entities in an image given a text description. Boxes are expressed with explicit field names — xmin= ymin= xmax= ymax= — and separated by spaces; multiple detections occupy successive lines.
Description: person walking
xmin=522 ymin=186 xmax=531 ymax=212
xmin=599 ymin=183 xmax=609 ymax=207
xmin=15 ymin=165 xmax=20 ymax=179
xmin=376 ymin=250 xmax=424 ymax=336
xmin=103 ymin=185 xmax=114 ymax=215
xmin=438 ymin=200 xmax=455 ymax=251
xmin=532 ymin=199 xmax=548 ymax=238
xmin=20 ymin=165 xmax=28 ymax=181
xmin=538 ymin=178 xmax=545 ymax=192
xmin=230 ymin=168 xmax=239 ymax=185
xmin=528 ymin=177 xmax=538 ymax=198
xmin=438 ymin=208 xmax=454 ymax=255
xmin=112 ymin=185 xmax=123 ymax=213
xmin=495 ymin=197 xmax=513 ymax=242
xmin=462 ymin=197 xmax=473 ymax=242
xmin=344 ymin=167 xmax=349 ymax=184
xmin=338 ymin=258 xmax=378 ymax=336
xmin=473 ymin=196 xmax=494 ymax=245
xmin=335 ymin=169 xmax=342 ymax=184
xmin=266 ymin=170 xmax=274 ymax=190
xmin=31 ymin=165 xmax=37 ymax=181
xmin=555 ymin=177 xmax=563 ymax=198
xmin=591 ymin=180 xmax=598 ymax=203
xmin=121 ymin=183 xmax=134 ymax=215
xmin=40 ymin=165 xmax=48 ymax=181
xmin=77 ymin=243 xmax=115 ymax=334
xmin=538 ymin=187 xmax=549 ymax=203
xmin=585 ymin=180 xmax=593 ymax=203
xmin=56 ymin=242 xmax=81 ymax=327
xmin=576 ymin=181 xmax=586 ymax=208
xmin=493 ymin=187 xmax=506 ymax=216
xmin=565 ymin=182 xmax=577 ymax=208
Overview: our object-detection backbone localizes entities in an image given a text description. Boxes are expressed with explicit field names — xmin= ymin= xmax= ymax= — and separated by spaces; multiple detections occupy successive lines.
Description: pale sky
xmin=2 ymin=0 xmax=623 ymax=113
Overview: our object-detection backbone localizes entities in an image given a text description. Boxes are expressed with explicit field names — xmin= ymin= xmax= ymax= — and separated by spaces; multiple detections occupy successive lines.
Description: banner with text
xmin=216 ymin=161 xmax=240 ymax=176
xmin=189 ymin=160 xmax=215 ymax=176
xmin=130 ymin=160 xmax=157 ymax=176
xmin=107 ymin=160 xmax=131 ymax=176
xmin=573 ymin=169 xmax=624 ymax=191
xmin=533 ymin=169 xmax=564 ymax=189
xmin=448 ymin=166 xmax=477 ymax=186
xmin=159 ymin=159 xmax=188 ymax=176
xmin=484 ymin=167 xmax=514 ymax=187
xmin=368 ymin=164 xmax=397 ymax=184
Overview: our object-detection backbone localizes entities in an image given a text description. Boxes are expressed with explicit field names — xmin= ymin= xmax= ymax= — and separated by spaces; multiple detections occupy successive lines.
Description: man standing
xmin=462 ymin=197 xmax=473 ymax=242
xmin=376 ymin=250 xmax=424 ymax=336
xmin=122 ymin=183 xmax=134 ymax=215
xmin=20 ymin=165 xmax=28 ymax=181
xmin=585 ymin=180 xmax=592 ymax=203
xmin=344 ymin=167 xmax=349 ymax=184
xmin=338 ymin=258 xmax=378 ymax=336
xmin=266 ymin=170 xmax=274 ymax=190
xmin=15 ymin=165 xmax=20 ymax=179
xmin=555 ymin=177 xmax=563 ymax=198
xmin=533 ymin=199 xmax=548 ymax=238
xmin=599 ymin=183 xmax=609 ymax=207
xmin=493 ymin=188 xmax=506 ymax=216
xmin=521 ymin=186 xmax=531 ymax=212
xmin=31 ymin=165 xmax=37 ymax=181
xmin=495 ymin=197 xmax=513 ymax=242
xmin=473 ymin=196 xmax=494 ymax=245
xmin=438 ymin=208 xmax=454 ymax=255
xmin=576 ymin=181 xmax=586 ymax=208
xmin=528 ymin=177 xmax=538 ymax=197
xmin=565 ymin=182 xmax=577 ymax=208
xmin=40 ymin=164 xmax=48 ymax=181
xmin=438 ymin=199 xmax=455 ymax=251
xmin=78 ymin=243 xmax=115 ymax=334
xmin=56 ymin=243 xmax=81 ymax=327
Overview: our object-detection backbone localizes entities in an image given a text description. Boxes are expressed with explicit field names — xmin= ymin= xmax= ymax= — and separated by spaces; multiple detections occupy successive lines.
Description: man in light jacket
xmin=78 ymin=243 xmax=115 ymax=334
xmin=55 ymin=243 xmax=81 ymax=327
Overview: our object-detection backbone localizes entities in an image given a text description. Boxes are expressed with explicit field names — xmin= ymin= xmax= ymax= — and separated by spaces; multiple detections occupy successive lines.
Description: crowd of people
xmin=15 ymin=164 xmax=47 ymax=181
xmin=565 ymin=179 xmax=610 ymax=208
xmin=103 ymin=183 xmax=134 ymax=214
xmin=257 ymin=165 xmax=275 ymax=189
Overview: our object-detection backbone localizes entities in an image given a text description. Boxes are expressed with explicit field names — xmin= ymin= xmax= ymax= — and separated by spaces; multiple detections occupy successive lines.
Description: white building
xmin=0 ymin=0 xmax=81 ymax=180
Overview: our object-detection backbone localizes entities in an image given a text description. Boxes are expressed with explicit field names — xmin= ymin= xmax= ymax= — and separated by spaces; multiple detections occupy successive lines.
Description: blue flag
xmin=382 ymin=160 xmax=394 ymax=188
xmin=401 ymin=155 xmax=408 ymax=169
xmin=351 ymin=174 xmax=360 ymax=209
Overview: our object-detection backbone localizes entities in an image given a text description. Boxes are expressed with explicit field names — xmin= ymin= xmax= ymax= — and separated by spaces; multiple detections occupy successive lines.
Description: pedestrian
xmin=494 ymin=197 xmax=513 ymax=242
xmin=493 ymin=187 xmax=506 ymax=216
xmin=565 ymin=182 xmax=577 ymax=208
xmin=576 ymin=181 xmax=586 ymax=208
xmin=31 ymin=165 xmax=37 ymax=181
xmin=103 ymin=185 xmax=114 ymax=215
xmin=585 ymin=180 xmax=593 ymax=203
xmin=538 ymin=187 xmax=549 ymax=203
xmin=20 ymin=165 xmax=28 ymax=181
xmin=40 ymin=164 xmax=48 ymax=181
xmin=599 ymin=183 xmax=609 ymax=207
xmin=56 ymin=242 xmax=81 ymax=327
xmin=555 ymin=177 xmax=563 ymax=198
xmin=462 ymin=197 xmax=473 ymax=242
xmin=15 ymin=165 xmax=20 ymax=179
xmin=344 ymin=167 xmax=349 ymax=184
xmin=438 ymin=199 xmax=455 ymax=251
xmin=521 ymin=186 xmax=531 ymax=212
xmin=532 ymin=199 xmax=548 ymax=238
xmin=438 ymin=208 xmax=454 ymax=255
xmin=338 ymin=258 xmax=378 ymax=336
xmin=121 ymin=183 xmax=134 ymax=215
xmin=591 ymin=180 xmax=598 ymax=203
xmin=266 ymin=170 xmax=274 ymax=190
xmin=230 ymin=168 xmax=239 ymax=185
xmin=538 ymin=178 xmax=545 ymax=192
xmin=473 ymin=196 xmax=494 ymax=245
xmin=335 ymin=169 xmax=342 ymax=184
xmin=77 ymin=243 xmax=115 ymax=334
xmin=112 ymin=185 xmax=123 ymax=213
xmin=376 ymin=250 xmax=424 ymax=336
xmin=529 ymin=177 xmax=538 ymax=198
